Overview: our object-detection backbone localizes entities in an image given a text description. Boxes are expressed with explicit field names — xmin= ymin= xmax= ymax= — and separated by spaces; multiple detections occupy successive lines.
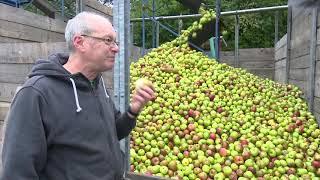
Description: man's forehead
xmin=96 ymin=30 xmax=117 ymax=38
xmin=88 ymin=16 xmax=113 ymax=29
xmin=91 ymin=23 xmax=117 ymax=37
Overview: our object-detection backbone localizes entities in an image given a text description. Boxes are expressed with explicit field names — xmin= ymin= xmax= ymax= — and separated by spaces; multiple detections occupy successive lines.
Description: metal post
xmin=215 ymin=0 xmax=221 ymax=61
xmin=156 ymin=22 xmax=159 ymax=47
xmin=309 ymin=7 xmax=318 ymax=115
xmin=285 ymin=6 xmax=292 ymax=84
xmin=75 ymin=0 xmax=83 ymax=14
xmin=113 ymin=0 xmax=131 ymax=173
xmin=130 ymin=23 xmax=134 ymax=47
xmin=141 ymin=0 xmax=147 ymax=55
xmin=274 ymin=11 xmax=279 ymax=46
xmin=235 ymin=14 xmax=240 ymax=67
xmin=178 ymin=14 xmax=183 ymax=35
xmin=61 ymin=0 xmax=65 ymax=18
xmin=152 ymin=0 xmax=156 ymax=48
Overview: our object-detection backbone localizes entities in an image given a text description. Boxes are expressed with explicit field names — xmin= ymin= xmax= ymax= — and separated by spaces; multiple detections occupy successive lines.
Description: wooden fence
xmin=0 ymin=4 xmax=66 ymax=43
xmin=77 ymin=0 xmax=112 ymax=19
xmin=274 ymin=7 xmax=320 ymax=123
xmin=220 ymin=48 xmax=275 ymax=80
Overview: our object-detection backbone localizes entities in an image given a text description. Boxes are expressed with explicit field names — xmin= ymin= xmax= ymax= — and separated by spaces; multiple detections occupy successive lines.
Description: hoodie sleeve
xmin=1 ymin=87 xmax=47 ymax=180
xmin=112 ymin=102 xmax=136 ymax=140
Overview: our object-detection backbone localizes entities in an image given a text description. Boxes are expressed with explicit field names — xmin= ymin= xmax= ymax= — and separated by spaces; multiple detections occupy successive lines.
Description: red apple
xmin=188 ymin=123 xmax=195 ymax=131
xmin=209 ymin=133 xmax=216 ymax=140
xmin=183 ymin=150 xmax=190 ymax=157
xmin=219 ymin=148 xmax=228 ymax=157
xmin=209 ymin=94 xmax=215 ymax=101
xmin=240 ymin=139 xmax=249 ymax=146
xmin=295 ymin=119 xmax=303 ymax=126
xmin=312 ymin=160 xmax=320 ymax=168
xmin=234 ymin=156 xmax=244 ymax=165
xmin=217 ymin=107 xmax=223 ymax=113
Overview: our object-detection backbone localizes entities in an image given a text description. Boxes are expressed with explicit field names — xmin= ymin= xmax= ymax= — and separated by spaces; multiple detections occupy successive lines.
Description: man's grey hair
xmin=65 ymin=11 xmax=111 ymax=51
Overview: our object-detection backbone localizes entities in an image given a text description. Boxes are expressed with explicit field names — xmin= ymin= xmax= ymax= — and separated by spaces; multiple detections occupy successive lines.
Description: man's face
xmin=82 ymin=19 xmax=119 ymax=72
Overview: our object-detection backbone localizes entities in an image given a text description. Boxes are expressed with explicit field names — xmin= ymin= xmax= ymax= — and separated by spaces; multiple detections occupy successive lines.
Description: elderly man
xmin=1 ymin=12 xmax=155 ymax=180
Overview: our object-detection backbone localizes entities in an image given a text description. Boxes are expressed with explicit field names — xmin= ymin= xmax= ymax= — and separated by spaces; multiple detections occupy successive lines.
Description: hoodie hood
xmin=29 ymin=53 xmax=71 ymax=79
xmin=28 ymin=53 xmax=109 ymax=112
xmin=29 ymin=53 xmax=102 ymax=90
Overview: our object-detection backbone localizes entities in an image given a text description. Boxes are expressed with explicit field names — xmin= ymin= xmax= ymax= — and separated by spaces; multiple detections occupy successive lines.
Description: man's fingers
xmin=132 ymin=94 xmax=145 ymax=103
xmin=135 ymin=90 xmax=153 ymax=101
xmin=136 ymin=87 xmax=155 ymax=100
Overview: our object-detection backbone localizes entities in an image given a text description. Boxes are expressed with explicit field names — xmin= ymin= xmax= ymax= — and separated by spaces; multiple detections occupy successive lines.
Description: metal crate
xmin=125 ymin=172 xmax=169 ymax=180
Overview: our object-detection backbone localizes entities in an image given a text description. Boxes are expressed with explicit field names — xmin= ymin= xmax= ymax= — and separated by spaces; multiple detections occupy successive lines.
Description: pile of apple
xmin=129 ymin=10 xmax=320 ymax=179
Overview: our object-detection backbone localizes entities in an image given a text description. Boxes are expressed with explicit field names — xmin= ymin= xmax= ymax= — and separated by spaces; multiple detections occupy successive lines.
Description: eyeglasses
xmin=81 ymin=34 xmax=119 ymax=47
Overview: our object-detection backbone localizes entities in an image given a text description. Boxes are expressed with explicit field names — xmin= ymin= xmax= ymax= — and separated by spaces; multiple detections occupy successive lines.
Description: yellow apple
xmin=135 ymin=78 xmax=154 ymax=90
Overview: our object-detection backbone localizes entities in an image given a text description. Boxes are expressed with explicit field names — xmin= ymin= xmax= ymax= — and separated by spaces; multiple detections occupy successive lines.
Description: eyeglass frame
xmin=81 ymin=34 xmax=119 ymax=47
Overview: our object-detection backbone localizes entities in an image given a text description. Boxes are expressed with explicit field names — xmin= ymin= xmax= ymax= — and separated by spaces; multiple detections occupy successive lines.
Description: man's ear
xmin=73 ymin=35 xmax=86 ymax=52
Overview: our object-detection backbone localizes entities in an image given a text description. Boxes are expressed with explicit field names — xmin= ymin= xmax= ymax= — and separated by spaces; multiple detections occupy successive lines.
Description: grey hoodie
xmin=1 ymin=53 xmax=135 ymax=180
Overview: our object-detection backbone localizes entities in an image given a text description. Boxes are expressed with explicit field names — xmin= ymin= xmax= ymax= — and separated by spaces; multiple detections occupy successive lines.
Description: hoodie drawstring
xmin=69 ymin=78 xmax=82 ymax=112
xmin=100 ymin=76 xmax=110 ymax=99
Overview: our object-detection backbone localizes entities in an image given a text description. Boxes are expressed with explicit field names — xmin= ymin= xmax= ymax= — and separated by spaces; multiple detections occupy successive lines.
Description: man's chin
xmin=101 ymin=63 xmax=114 ymax=71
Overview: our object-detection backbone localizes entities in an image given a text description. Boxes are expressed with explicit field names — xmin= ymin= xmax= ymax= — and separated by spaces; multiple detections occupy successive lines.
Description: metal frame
xmin=141 ymin=0 xmax=147 ymax=55
xmin=113 ymin=0 xmax=131 ymax=172
xmin=131 ymin=5 xmax=288 ymax=61
xmin=274 ymin=11 xmax=279 ymax=46
xmin=60 ymin=0 xmax=64 ymax=18
xmin=285 ymin=6 xmax=292 ymax=84
xmin=234 ymin=14 xmax=240 ymax=67
xmin=152 ymin=0 xmax=156 ymax=48
xmin=215 ymin=0 xmax=221 ymax=60
xmin=131 ymin=5 xmax=288 ymax=21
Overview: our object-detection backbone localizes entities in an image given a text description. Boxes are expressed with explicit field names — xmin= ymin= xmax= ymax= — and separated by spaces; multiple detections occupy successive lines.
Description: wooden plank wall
xmin=314 ymin=10 xmax=320 ymax=123
xmin=0 ymin=4 xmax=66 ymax=43
xmin=274 ymin=8 xmax=320 ymax=124
xmin=81 ymin=0 xmax=112 ymax=20
xmin=220 ymin=48 xmax=275 ymax=80
xmin=0 ymin=42 xmax=64 ymax=122
xmin=274 ymin=34 xmax=287 ymax=83
xmin=0 ymin=42 xmax=114 ymax=118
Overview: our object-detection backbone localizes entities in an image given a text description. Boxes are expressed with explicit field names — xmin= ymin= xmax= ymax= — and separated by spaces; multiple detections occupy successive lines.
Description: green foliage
xmin=131 ymin=0 xmax=192 ymax=48
xmin=131 ymin=0 xmax=288 ymax=50
xmin=217 ymin=0 xmax=288 ymax=50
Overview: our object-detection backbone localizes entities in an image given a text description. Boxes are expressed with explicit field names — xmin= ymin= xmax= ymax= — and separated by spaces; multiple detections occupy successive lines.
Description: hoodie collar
xmin=29 ymin=53 xmax=102 ymax=90
xmin=28 ymin=53 xmax=110 ymax=112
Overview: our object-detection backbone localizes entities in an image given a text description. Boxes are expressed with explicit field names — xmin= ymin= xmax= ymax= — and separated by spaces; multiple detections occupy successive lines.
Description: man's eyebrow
xmin=104 ymin=36 xmax=118 ymax=42
xmin=102 ymin=35 xmax=116 ymax=39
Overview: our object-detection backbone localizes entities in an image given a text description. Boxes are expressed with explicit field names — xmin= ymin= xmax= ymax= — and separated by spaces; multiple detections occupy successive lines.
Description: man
xmin=1 ymin=12 xmax=155 ymax=180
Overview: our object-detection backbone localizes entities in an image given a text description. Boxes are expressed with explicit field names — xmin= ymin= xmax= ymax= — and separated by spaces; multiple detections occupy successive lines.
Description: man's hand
xmin=130 ymin=82 xmax=155 ymax=115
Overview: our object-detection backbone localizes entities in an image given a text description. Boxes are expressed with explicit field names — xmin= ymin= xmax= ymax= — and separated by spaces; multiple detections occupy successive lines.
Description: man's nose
xmin=111 ymin=44 xmax=120 ymax=53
